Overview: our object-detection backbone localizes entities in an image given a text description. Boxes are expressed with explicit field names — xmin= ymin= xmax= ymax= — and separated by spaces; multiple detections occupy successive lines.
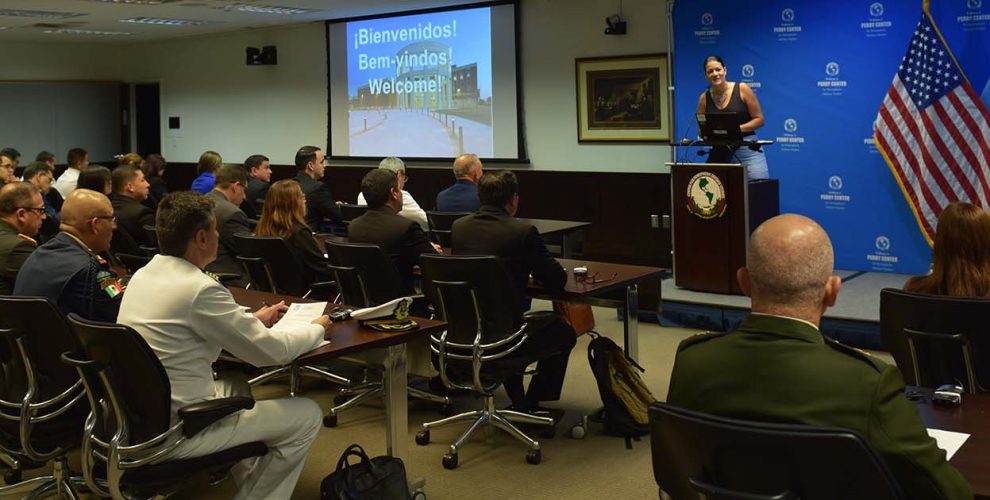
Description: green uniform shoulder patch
xmin=824 ymin=336 xmax=886 ymax=372
xmin=678 ymin=330 xmax=728 ymax=352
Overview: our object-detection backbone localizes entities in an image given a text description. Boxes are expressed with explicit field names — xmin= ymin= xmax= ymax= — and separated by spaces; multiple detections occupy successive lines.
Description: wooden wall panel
xmin=163 ymin=164 xmax=673 ymax=268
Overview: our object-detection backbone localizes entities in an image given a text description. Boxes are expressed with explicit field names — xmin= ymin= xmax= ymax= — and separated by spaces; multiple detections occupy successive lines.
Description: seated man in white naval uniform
xmin=118 ymin=191 xmax=332 ymax=500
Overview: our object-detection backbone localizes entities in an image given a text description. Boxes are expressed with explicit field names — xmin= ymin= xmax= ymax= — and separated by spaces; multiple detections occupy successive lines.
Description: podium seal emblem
xmin=686 ymin=172 xmax=727 ymax=219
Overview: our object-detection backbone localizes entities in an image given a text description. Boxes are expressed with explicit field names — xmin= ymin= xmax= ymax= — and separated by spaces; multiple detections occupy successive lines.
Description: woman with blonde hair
xmin=904 ymin=201 xmax=990 ymax=296
xmin=190 ymin=150 xmax=222 ymax=194
xmin=255 ymin=179 xmax=330 ymax=281
xmin=118 ymin=152 xmax=144 ymax=168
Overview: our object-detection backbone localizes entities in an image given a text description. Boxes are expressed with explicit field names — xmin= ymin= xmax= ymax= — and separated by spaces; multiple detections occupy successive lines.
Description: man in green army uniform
xmin=667 ymin=214 xmax=971 ymax=500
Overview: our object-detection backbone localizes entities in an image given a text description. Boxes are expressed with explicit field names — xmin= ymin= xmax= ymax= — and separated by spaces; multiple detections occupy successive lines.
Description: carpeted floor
xmin=20 ymin=299 xmax=893 ymax=499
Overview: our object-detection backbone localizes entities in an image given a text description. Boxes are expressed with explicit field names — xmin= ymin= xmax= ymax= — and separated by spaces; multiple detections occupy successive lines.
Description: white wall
xmin=520 ymin=0 xmax=671 ymax=172
xmin=119 ymin=22 xmax=328 ymax=165
xmin=6 ymin=0 xmax=672 ymax=172
xmin=0 ymin=41 xmax=121 ymax=80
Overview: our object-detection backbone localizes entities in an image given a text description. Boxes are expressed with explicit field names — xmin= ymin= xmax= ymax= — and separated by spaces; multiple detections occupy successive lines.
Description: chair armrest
xmin=521 ymin=310 xmax=561 ymax=331
xmin=213 ymin=273 xmax=243 ymax=285
xmin=60 ymin=351 xmax=105 ymax=371
xmin=308 ymin=280 xmax=337 ymax=298
xmin=177 ymin=396 xmax=255 ymax=438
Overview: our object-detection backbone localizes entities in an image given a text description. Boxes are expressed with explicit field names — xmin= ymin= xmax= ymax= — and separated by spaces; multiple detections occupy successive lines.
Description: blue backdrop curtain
xmin=672 ymin=0 xmax=990 ymax=274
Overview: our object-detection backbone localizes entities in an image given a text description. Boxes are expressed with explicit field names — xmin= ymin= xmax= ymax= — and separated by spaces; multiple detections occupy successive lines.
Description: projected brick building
xmin=351 ymin=40 xmax=481 ymax=111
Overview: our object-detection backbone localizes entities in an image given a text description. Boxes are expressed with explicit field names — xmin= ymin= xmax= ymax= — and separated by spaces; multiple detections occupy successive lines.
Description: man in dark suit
xmin=22 ymin=162 xmax=60 ymax=243
xmin=435 ymin=153 xmax=483 ymax=212
xmin=667 ymin=214 xmax=971 ymax=500
xmin=0 ymin=182 xmax=45 ymax=294
xmin=204 ymin=165 xmax=251 ymax=286
xmin=347 ymin=168 xmax=439 ymax=295
xmin=293 ymin=145 xmax=341 ymax=232
xmin=241 ymin=154 xmax=271 ymax=219
xmin=0 ymin=151 xmax=14 ymax=187
xmin=451 ymin=170 xmax=577 ymax=413
xmin=109 ymin=164 xmax=154 ymax=256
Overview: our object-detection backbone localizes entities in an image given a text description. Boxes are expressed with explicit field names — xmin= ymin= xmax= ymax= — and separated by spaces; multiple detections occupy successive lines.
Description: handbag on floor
xmin=321 ymin=443 xmax=423 ymax=500
xmin=553 ymin=300 xmax=596 ymax=335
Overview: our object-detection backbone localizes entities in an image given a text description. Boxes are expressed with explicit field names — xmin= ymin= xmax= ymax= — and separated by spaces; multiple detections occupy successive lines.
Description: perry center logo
xmin=968 ymin=0 xmax=982 ymax=10
xmin=825 ymin=62 xmax=840 ymax=77
xmin=875 ymin=235 xmax=891 ymax=252
xmin=741 ymin=64 xmax=755 ymax=78
xmin=870 ymin=2 xmax=884 ymax=17
xmin=686 ymin=172 xmax=727 ymax=220
xmin=782 ymin=8 xmax=795 ymax=22
xmin=828 ymin=175 xmax=843 ymax=190
xmin=784 ymin=118 xmax=798 ymax=133
xmin=701 ymin=12 xmax=714 ymax=26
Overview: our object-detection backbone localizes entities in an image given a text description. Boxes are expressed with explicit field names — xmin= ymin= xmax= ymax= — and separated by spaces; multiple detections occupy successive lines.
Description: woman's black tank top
xmin=705 ymin=83 xmax=753 ymax=136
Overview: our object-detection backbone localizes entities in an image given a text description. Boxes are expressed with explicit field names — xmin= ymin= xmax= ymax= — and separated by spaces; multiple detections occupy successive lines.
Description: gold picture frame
xmin=576 ymin=53 xmax=670 ymax=143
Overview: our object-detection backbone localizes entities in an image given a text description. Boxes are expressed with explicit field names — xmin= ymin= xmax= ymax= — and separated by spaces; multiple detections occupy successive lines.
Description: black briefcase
xmin=320 ymin=443 xmax=421 ymax=500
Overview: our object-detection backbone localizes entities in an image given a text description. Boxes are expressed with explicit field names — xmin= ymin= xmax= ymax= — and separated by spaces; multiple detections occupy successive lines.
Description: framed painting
xmin=576 ymin=54 xmax=670 ymax=142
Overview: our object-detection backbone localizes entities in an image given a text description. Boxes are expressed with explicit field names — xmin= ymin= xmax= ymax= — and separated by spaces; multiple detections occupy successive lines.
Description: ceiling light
xmin=43 ymin=28 xmax=133 ymax=36
xmin=78 ymin=0 xmax=182 ymax=4
xmin=0 ymin=8 xmax=86 ymax=19
xmin=226 ymin=4 xmax=316 ymax=15
xmin=119 ymin=16 xmax=220 ymax=26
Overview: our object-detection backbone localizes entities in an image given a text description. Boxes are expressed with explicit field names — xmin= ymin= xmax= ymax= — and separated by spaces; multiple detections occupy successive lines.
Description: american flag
xmin=874 ymin=11 xmax=990 ymax=243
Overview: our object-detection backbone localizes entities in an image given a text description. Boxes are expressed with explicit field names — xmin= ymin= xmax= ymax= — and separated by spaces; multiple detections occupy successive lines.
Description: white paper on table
xmin=926 ymin=428 xmax=970 ymax=459
xmin=271 ymin=302 xmax=328 ymax=333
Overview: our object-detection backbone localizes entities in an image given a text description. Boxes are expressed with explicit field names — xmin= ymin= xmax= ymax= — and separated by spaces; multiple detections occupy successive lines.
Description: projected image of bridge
xmin=348 ymin=41 xmax=493 ymax=157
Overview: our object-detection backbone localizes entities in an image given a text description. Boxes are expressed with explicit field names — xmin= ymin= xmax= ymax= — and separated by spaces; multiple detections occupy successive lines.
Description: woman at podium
xmin=697 ymin=55 xmax=768 ymax=180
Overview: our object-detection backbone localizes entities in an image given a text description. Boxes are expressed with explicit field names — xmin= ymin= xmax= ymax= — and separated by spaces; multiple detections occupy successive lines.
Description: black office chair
xmin=232 ymin=234 xmax=349 ymax=394
xmin=0 ymin=297 xmax=88 ymax=497
xmin=339 ymin=204 xmax=369 ymax=227
xmin=880 ymin=288 xmax=990 ymax=393
xmin=426 ymin=211 xmax=470 ymax=248
xmin=234 ymin=234 xmax=335 ymax=299
xmin=110 ymin=227 xmax=146 ymax=259
xmin=648 ymin=402 xmax=903 ymax=500
xmin=63 ymin=314 xmax=268 ymax=499
xmin=321 ymin=241 xmax=450 ymax=427
xmin=141 ymin=224 xmax=159 ymax=255
xmin=415 ymin=254 xmax=557 ymax=469
xmin=113 ymin=252 xmax=151 ymax=274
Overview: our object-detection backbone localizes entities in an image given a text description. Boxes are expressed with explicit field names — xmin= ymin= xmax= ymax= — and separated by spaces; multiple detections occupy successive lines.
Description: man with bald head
xmin=15 ymin=189 xmax=123 ymax=322
xmin=436 ymin=153 xmax=483 ymax=212
xmin=666 ymin=214 xmax=971 ymax=499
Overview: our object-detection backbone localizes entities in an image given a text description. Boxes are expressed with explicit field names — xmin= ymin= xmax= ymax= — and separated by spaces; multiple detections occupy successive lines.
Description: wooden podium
xmin=666 ymin=162 xmax=779 ymax=294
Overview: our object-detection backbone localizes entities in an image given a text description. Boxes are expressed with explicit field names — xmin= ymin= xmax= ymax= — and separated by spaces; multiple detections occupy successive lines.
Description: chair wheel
xmin=3 ymin=468 xmax=21 ymax=485
xmin=323 ymin=414 xmax=338 ymax=427
xmin=442 ymin=453 xmax=458 ymax=470
xmin=439 ymin=404 xmax=455 ymax=416
xmin=415 ymin=430 xmax=430 ymax=445
xmin=526 ymin=449 xmax=542 ymax=465
xmin=333 ymin=394 xmax=352 ymax=406
xmin=570 ymin=424 xmax=586 ymax=439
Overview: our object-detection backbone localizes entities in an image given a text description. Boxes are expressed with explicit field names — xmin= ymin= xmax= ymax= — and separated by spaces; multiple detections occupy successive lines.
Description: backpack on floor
xmin=587 ymin=333 xmax=656 ymax=447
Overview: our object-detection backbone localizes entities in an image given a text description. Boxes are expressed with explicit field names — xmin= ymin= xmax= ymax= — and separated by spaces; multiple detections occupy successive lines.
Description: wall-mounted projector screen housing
xmin=326 ymin=1 xmax=523 ymax=161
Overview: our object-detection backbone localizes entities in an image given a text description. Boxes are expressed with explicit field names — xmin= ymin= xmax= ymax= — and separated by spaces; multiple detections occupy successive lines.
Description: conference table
xmin=321 ymin=217 xmax=591 ymax=258
xmin=518 ymin=218 xmax=591 ymax=258
xmin=913 ymin=388 xmax=990 ymax=498
xmin=229 ymin=287 xmax=446 ymax=467
xmin=529 ymin=258 xmax=665 ymax=362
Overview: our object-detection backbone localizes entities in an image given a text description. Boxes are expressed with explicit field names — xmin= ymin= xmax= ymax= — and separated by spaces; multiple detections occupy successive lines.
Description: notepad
xmin=272 ymin=302 xmax=328 ymax=333
xmin=926 ymin=428 xmax=969 ymax=459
